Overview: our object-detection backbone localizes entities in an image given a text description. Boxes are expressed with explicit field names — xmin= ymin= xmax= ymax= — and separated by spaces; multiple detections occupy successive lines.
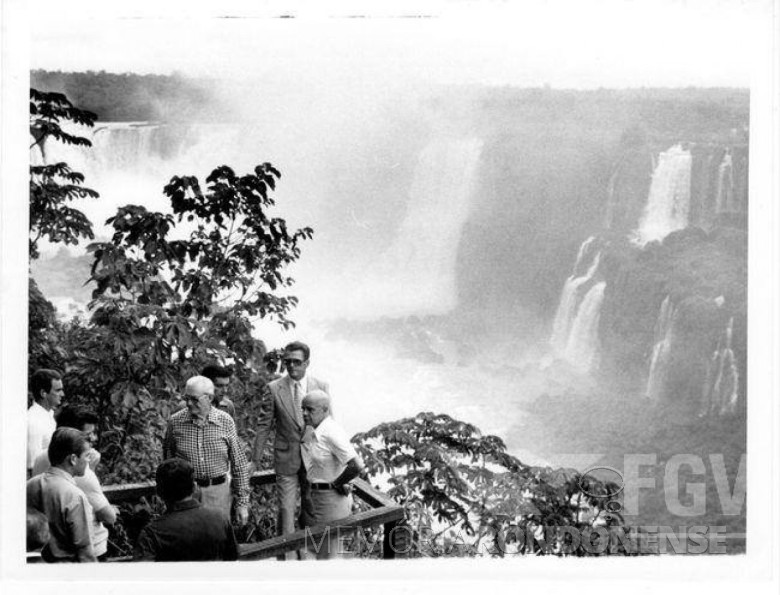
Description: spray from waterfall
xmin=632 ymin=144 xmax=692 ymax=245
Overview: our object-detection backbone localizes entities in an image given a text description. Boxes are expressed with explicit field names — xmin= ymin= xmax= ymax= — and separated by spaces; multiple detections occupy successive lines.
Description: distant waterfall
xmin=354 ymin=138 xmax=484 ymax=316
xmin=550 ymin=236 xmax=605 ymax=372
xmin=715 ymin=150 xmax=734 ymax=214
xmin=563 ymin=281 xmax=606 ymax=372
xmin=701 ymin=317 xmax=740 ymax=415
xmin=646 ymin=296 xmax=676 ymax=401
xmin=633 ymin=145 xmax=692 ymax=245
xmin=550 ymin=236 xmax=600 ymax=352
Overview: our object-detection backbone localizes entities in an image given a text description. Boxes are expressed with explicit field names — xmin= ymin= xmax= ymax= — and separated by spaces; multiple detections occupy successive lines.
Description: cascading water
xmin=346 ymin=138 xmax=484 ymax=317
xmin=646 ymin=295 xmax=676 ymax=401
xmin=550 ymin=236 xmax=600 ymax=353
xmin=715 ymin=150 xmax=734 ymax=214
xmin=633 ymin=144 xmax=692 ymax=245
xmin=563 ymin=281 xmax=606 ymax=372
xmin=701 ymin=317 xmax=740 ymax=415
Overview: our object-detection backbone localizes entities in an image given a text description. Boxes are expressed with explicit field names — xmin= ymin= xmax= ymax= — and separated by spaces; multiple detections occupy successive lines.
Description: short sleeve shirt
xmin=300 ymin=416 xmax=359 ymax=483
xmin=26 ymin=467 xmax=95 ymax=561
xmin=31 ymin=451 xmax=109 ymax=555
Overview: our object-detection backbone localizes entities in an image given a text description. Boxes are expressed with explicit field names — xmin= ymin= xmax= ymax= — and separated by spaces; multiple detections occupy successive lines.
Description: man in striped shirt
xmin=163 ymin=376 xmax=249 ymax=526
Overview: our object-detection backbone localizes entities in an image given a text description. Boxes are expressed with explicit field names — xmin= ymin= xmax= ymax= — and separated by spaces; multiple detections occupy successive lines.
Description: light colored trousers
xmin=306 ymin=490 xmax=352 ymax=560
xmin=196 ymin=481 xmax=232 ymax=520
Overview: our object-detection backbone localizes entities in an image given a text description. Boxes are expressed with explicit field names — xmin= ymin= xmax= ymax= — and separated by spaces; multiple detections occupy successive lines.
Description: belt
xmin=309 ymin=482 xmax=336 ymax=491
xmin=195 ymin=474 xmax=227 ymax=487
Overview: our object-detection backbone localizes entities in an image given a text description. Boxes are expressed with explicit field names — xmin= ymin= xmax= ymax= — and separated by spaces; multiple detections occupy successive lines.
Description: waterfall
xmin=603 ymin=169 xmax=618 ymax=229
xmin=550 ymin=236 xmax=600 ymax=353
xmin=715 ymin=150 xmax=734 ymax=214
xmin=646 ymin=295 xmax=676 ymax=401
xmin=633 ymin=144 xmax=692 ymax=245
xmin=563 ymin=281 xmax=606 ymax=372
xmin=701 ymin=317 xmax=740 ymax=415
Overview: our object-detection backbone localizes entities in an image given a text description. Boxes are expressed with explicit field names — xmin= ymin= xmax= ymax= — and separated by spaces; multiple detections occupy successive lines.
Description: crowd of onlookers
xmin=26 ymin=341 xmax=364 ymax=562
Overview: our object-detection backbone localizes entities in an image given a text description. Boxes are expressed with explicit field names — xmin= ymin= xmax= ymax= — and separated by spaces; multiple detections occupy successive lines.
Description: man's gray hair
xmin=303 ymin=389 xmax=330 ymax=411
xmin=185 ymin=375 xmax=214 ymax=395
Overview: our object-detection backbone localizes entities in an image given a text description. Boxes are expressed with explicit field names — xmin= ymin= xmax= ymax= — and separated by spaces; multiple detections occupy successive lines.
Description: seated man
xmin=300 ymin=390 xmax=364 ymax=559
xmin=31 ymin=405 xmax=117 ymax=561
xmin=27 ymin=427 xmax=97 ymax=563
xmin=133 ymin=458 xmax=239 ymax=562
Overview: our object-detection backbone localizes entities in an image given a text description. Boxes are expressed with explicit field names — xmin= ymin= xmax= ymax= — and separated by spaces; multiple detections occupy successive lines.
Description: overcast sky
xmin=26 ymin=0 xmax=766 ymax=88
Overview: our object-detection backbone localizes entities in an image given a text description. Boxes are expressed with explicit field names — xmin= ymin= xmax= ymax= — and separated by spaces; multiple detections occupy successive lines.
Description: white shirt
xmin=27 ymin=402 xmax=56 ymax=470
xmin=300 ymin=416 xmax=359 ymax=483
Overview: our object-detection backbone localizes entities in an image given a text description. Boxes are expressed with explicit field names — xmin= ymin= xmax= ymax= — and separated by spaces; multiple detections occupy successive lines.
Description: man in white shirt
xmin=300 ymin=390 xmax=363 ymax=559
xmin=27 ymin=369 xmax=64 ymax=477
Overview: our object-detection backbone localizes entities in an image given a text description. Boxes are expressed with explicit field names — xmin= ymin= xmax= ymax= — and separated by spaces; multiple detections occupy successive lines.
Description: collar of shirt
xmin=182 ymin=407 xmax=221 ymax=427
xmin=46 ymin=466 xmax=77 ymax=485
xmin=168 ymin=498 xmax=201 ymax=513
xmin=29 ymin=401 xmax=55 ymax=418
xmin=289 ymin=374 xmax=308 ymax=393
xmin=311 ymin=415 xmax=335 ymax=440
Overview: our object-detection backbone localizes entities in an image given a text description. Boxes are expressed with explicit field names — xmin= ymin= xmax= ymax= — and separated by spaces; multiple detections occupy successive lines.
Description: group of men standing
xmin=26 ymin=341 xmax=364 ymax=562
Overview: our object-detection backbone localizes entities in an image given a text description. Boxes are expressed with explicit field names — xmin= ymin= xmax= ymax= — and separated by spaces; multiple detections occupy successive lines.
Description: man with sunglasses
xmin=251 ymin=341 xmax=329 ymax=558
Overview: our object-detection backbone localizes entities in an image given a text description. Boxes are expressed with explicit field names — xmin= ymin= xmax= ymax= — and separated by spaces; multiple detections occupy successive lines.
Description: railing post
xmin=382 ymin=520 xmax=398 ymax=559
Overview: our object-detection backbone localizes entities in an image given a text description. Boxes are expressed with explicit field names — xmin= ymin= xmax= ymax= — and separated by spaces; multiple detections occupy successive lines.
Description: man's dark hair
xmin=30 ymin=369 xmax=62 ymax=401
xmin=48 ymin=427 xmax=88 ymax=466
xmin=156 ymin=458 xmax=195 ymax=503
xmin=284 ymin=341 xmax=310 ymax=361
xmin=55 ymin=405 xmax=99 ymax=430
xmin=201 ymin=364 xmax=232 ymax=381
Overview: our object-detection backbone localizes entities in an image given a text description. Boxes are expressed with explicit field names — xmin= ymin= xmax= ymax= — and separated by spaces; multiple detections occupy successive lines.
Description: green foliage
xmin=29 ymin=89 xmax=99 ymax=260
xmin=353 ymin=412 xmax=631 ymax=557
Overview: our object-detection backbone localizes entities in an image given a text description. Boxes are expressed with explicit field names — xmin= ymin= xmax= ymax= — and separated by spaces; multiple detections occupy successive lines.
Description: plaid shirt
xmin=163 ymin=406 xmax=249 ymax=507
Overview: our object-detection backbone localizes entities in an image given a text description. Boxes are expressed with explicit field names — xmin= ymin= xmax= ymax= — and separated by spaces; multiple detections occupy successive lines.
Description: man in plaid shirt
xmin=163 ymin=376 xmax=250 ymax=526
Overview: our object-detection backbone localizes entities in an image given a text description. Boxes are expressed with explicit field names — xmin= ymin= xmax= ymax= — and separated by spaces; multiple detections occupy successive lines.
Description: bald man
xmin=163 ymin=376 xmax=249 ymax=525
xmin=300 ymin=390 xmax=363 ymax=559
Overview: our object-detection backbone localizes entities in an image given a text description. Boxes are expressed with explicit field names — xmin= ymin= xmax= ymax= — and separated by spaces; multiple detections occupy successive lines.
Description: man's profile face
xmin=283 ymin=349 xmax=309 ymax=381
xmin=212 ymin=377 xmax=230 ymax=402
xmin=72 ymin=445 xmax=91 ymax=477
xmin=302 ymin=401 xmax=327 ymax=428
xmin=81 ymin=423 xmax=98 ymax=445
xmin=184 ymin=385 xmax=213 ymax=421
xmin=41 ymin=379 xmax=64 ymax=410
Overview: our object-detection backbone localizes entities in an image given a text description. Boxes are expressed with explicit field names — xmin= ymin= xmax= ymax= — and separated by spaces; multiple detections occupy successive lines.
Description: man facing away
xmin=201 ymin=364 xmax=237 ymax=419
xmin=27 ymin=427 xmax=97 ymax=562
xmin=134 ymin=458 xmax=238 ymax=561
xmin=27 ymin=369 xmax=64 ymax=477
xmin=251 ymin=341 xmax=330 ymax=556
xmin=163 ymin=375 xmax=250 ymax=526
xmin=32 ymin=405 xmax=117 ymax=560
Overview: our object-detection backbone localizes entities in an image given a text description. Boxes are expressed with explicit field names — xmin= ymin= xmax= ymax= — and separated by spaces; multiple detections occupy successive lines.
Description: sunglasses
xmin=283 ymin=358 xmax=306 ymax=366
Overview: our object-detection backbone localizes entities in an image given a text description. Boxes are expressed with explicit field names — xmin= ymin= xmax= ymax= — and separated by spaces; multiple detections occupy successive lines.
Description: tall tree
xmin=29 ymin=88 xmax=98 ymax=259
